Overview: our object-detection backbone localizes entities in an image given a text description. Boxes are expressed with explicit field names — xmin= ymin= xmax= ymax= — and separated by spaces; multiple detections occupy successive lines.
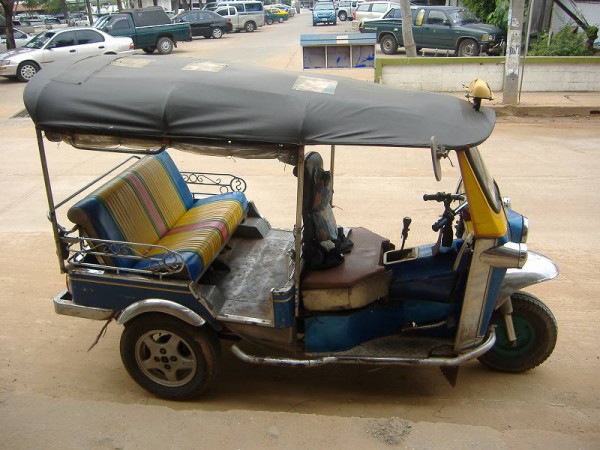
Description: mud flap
xmin=440 ymin=365 xmax=460 ymax=387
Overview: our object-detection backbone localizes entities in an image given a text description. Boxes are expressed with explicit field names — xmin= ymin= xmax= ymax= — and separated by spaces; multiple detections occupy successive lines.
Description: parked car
xmin=353 ymin=1 xmax=400 ymax=26
xmin=336 ymin=0 xmax=364 ymax=21
xmin=205 ymin=1 xmax=265 ymax=32
xmin=95 ymin=7 xmax=192 ymax=54
xmin=0 ymin=29 xmax=32 ymax=52
xmin=0 ymin=27 xmax=134 ymax=82
xmin=265 ymin=6 xmax=289 ymax=22
xmin=173 ymin=10 xmax=232 ymax=39
xmin=361 ymin=6 xmax=506 ymax=56
xmin=312 ymin=1 xmax=337 ymax=26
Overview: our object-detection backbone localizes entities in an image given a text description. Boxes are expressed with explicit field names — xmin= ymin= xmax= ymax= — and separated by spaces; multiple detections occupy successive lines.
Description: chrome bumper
xmin=53 ymin=289 xmax=115 ymax=320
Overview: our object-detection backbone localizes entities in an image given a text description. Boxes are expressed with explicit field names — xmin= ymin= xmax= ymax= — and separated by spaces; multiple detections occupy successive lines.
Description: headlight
xmin=521 ymin=216 xmax=529 ymax=243
xmin=481 ymin=34 xmax=489 ymax=42
xmin=0 ymin=59 xmax=10 ymax=66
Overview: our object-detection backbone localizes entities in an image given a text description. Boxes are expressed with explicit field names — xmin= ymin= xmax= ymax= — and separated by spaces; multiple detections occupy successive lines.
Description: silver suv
xmin=336 ymin=0 xmax=364 ymax=21
xmin=353 ymin=1 xmax=400 ymax=26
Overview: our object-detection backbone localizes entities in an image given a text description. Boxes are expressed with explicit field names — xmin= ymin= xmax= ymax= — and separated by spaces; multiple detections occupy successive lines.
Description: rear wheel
xmin=17 ymin=61 xmax=40 ymax=82
xmin=156 ymin=37 xmax=174 ymax=55
xmin=478 ymin=292 xmax=558 ymax=373
xmin=211 ymin=27 xmax=224 ymax=39
xmin=142 ymin=47 xmax=156 ymax=54
xmin=267 ymin=17 xmax=273 ymax=25
xmin=380 ymin=35 xmax=398 ymax=55
xmin=457 ymin=38 xmax=480 ymax=57
xmin=120 ymin=314 xmax=221 ymax=400
xmin=244 ymin=21 xmax=256 ymax=32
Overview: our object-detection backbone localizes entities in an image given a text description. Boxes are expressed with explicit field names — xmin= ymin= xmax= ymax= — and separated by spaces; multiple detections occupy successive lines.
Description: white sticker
xmin=293 ymin=76 xmax=338 ymax=95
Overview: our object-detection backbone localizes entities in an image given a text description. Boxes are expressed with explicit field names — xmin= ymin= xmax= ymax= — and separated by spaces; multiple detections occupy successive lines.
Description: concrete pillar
xmin=502 ymin=0 xmax=525 ymax=105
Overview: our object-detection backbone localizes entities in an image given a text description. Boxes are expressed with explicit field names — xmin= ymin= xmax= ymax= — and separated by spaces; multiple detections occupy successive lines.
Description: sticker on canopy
xmin=293 ymin=76 xmax=337 ymax=95
xmin=110 ymin=57 xmax=154 ymax=68
xmin=182 ymin=61 xmax=227 ymax=72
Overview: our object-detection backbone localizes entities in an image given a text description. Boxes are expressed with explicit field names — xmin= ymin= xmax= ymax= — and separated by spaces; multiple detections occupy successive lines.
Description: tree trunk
xmin=85 ymin=0 xmax=94 ymax=25
xmin=0 ymin=0 xmax=16 ymax=50
xmin=60 ymin=0 xmax=70 ymax=24
xmin=116 ymin=0 xmax=123 ymax=11
xmin=400 ymin=0 xmax=417 ymax=57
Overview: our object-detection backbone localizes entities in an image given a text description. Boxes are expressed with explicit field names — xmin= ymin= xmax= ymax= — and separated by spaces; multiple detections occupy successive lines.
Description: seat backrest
xmin=67 ymin=151 xmax=194 ymax=267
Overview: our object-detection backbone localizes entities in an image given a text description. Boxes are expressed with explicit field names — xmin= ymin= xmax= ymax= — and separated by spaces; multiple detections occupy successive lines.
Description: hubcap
xmin=462 ymin=42 xmax=477 ymax=56
xmin=161 ymin=41 xmax=170 ymax=52
xmin=135 ymin=329 xmax=197 ymax=387
xmin=21 ymin=65 xmax=36 ymax=80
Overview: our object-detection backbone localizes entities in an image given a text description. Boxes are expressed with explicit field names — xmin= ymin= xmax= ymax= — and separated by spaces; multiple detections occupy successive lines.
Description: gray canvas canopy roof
xmin=24 ymin=55 xmax=495 ymax=153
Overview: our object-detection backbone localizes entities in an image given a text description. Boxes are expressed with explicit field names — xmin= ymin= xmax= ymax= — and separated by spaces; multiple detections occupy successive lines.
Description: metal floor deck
xmin=215 ymin=229 xmax=294 ymax=323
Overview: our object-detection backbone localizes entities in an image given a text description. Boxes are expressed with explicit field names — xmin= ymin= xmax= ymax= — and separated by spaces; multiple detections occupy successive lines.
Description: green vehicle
xmin=360 ymin=6 xmax=505 ymax=57
xmin=95 ymin=7 xmax=192 ymax=55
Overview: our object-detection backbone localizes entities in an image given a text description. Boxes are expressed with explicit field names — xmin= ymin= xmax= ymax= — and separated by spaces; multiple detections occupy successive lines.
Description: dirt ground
xmin=1 ymin=110 xmax=599 ymax=448
xmin=1 ymin=14 xmax=600 ymax=449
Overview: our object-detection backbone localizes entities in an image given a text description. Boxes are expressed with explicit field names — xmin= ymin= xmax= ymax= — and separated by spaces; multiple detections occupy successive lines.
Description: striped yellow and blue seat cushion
xmin=134 ymin=192 xmax=248 ymax=280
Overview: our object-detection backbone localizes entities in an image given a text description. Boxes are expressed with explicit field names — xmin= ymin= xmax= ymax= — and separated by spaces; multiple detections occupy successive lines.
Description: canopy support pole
xmin=293 ymin=147 xmax=305 ymax=318
xmin=36 ymin=129 xmax=65 ymax=273
xmin=330 ymin=144 xmax=336 ymax=205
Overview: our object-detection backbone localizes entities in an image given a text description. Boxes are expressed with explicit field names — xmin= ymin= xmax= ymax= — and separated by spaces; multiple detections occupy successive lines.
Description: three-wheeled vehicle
xmin=26 ymin=55 xmax=558 ymax=400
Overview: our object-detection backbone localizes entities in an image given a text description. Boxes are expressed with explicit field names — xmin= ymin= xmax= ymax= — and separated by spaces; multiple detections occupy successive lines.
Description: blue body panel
xmin=506 ymin=208 xmax=525 ymax=243
xmin=69 ymin=272 xmax=219 ymax=328
xmin=305 ymin=299 xmax=456 ymax=352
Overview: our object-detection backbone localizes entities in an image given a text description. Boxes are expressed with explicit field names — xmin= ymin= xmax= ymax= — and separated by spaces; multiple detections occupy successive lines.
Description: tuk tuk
xmin=25 ymin=55 xmax=558 ymax=400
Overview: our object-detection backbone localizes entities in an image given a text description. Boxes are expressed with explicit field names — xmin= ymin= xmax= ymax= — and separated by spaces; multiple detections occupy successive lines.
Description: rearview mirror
xmin=430 ymin=136 xmax=445 ymax=182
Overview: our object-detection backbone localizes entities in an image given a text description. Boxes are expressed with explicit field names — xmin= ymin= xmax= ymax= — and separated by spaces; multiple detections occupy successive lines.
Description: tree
xmin=400 ymin=0 xmax=416 ymax=57
xmin=0 ymin=0 xmax=16 ymax=50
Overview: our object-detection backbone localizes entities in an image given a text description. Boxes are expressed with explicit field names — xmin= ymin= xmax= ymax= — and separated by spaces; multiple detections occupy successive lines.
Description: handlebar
xmin=423 ymin=192 xmax=465 ymax=202
xmin=431 ymin=202 xmax=469 ymax=232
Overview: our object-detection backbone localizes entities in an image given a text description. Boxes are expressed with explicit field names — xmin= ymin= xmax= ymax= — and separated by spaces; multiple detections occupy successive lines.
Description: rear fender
xmin=496 ymin=251 xmax=558 ymax=304
xmin=116 ymin=299 xmax=206 ymax=327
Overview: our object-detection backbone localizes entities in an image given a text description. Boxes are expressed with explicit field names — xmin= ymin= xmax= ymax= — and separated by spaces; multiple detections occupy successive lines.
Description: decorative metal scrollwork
xmin=180 ymin=171 xmax=247 ymax=195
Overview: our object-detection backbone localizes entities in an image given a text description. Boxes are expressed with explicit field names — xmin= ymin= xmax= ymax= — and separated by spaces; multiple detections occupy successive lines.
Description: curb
xmin=492 ymin=105 xmax=600 ymax=117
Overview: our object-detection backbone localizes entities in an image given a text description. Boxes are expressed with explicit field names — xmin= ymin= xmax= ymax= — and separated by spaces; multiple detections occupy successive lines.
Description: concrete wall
xmin=375 ymin=56 xmax=600 ymax=92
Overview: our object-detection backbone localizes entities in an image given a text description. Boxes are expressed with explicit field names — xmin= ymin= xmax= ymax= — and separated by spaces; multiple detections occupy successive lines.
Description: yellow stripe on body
xmin=457 ymin=151 xmax=507 ymax=238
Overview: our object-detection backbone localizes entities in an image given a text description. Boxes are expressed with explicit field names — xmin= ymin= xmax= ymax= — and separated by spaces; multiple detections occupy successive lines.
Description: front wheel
xmin=380 ymin=35 xmax=398 ymax=55
xmin=211 ymin=27 xmax=223 ymax=39
xmin=278 ymin=17 xmax=284 ymax=23
xmin=120 ymin=314 xmax=220 ymax=400
xmin=478 ymin=292 xmax=558 ymax=373
xmin=457 ymin=38 xmax=480 ymax=57
xmin=17 ymin=61 xmax=40 ymax=82
xmin=156 ymin=37 xmax=174 ymax=55
xmin=338 ymin=11 xmax=347 ymax=21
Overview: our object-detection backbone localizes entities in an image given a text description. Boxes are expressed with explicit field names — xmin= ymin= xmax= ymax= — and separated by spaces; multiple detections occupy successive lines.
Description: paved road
xmin=0 ymin=12 xmax=599 ymax=449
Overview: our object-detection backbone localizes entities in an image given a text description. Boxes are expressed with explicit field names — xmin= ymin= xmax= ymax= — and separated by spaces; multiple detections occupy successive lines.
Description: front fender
xmin=497 ymin=251 xmax=559 ymax=300
xmin=116 ymin=299 xmax=206 ymax=327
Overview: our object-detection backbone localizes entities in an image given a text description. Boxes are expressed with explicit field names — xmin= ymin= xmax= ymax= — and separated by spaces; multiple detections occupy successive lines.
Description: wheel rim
xmin=491 ymin=316 xmax=537 ymax=358
xmin=461 ymin=41 xmax=477 ymax=56
xmin=213 ymin=28 xmax=222 ymax=38
xmin=382 ymin=39 xmax=393 ymax=53
xmin=246 ymin=22 xmax=255 ymax=31
xmin=20 ymin=64 xmax=37 ymax=81
xmin=160 ymin=41 xmax=171 ymax=52
xmin=134 ymin=329 xmax=197 ymax=387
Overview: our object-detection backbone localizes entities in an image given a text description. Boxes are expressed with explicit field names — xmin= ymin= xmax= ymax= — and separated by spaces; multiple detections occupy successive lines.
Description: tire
xmin=478 ymin=292 xmax=558 ymax=373
xmin=380 ymin=35 xmax=398 ymax=55
xmin=244 ymin=21 xmax=256 ymax=32
xmin=267 ymin=18 xmax=273 ymax=25
xmin=142 ymin=47 xmax=155 ymax=54
xmin=457 ymin=38 xmax=480 ymax=57
xmin=120 ymin=314 xmax=221 ymax=400
xmin=278 ymin=17 xmax=284 ymax=23
xmin=338 ymin=11 xmax=347 ymax=21
xmin=156 ymin=37 xmax=174 ymax=55
xmin=17 ymin=61 xmax=40 ymax=82
xmin=313 ymin=21 xmax=317 ymax=26
xmin=211 ymin=27 xmax=223 ymax=39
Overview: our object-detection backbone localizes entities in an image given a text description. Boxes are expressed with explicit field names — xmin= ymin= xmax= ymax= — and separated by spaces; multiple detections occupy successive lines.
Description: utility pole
xmin=502 ymin=0 xmax=525 ymax=105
